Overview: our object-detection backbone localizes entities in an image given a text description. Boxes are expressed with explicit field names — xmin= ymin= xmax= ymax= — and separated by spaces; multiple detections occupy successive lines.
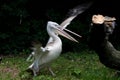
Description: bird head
xmin=47 ymin=21 xmax=80 ymax=43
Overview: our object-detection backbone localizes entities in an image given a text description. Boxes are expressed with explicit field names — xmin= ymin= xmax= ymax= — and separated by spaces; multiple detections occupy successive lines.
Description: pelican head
xmin=47 ymin=21 xmax=79 ymax=43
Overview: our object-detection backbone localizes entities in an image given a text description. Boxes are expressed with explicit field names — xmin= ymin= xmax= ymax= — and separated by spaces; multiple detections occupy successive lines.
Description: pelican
xmin=26 ymin=2 xmax=93 ymax=62
xmin=27 ymin=21 xmax=80 ymax=76
xmin=27 ymin=2 xmax=92 ymax=76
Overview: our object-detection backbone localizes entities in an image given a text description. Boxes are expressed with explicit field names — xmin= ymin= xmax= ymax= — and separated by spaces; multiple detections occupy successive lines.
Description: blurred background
xmin=0 ymin=0 xmax=120 ymax=55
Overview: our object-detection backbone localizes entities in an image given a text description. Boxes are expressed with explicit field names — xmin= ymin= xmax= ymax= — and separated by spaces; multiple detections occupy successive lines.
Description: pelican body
xmin=27 ymin=21 xmax=79 ymax=76
xmin=27 ymin=2 xmax=92 ymax=76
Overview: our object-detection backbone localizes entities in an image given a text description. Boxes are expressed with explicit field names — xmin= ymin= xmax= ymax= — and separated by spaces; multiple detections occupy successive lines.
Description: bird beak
xmin=53 ymin=26 xmax=79 ymax=43
xmin=64 ymin=28 xmax=82 ymax=38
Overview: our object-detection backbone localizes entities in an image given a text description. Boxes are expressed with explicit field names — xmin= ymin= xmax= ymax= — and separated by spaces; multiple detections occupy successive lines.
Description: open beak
xmin=53 ymin=26 xmax=79 ymax=43
xmin=64 ymin=28 xmax=82 ymax=38
xmin=59 ymin=16 xmax=82 ymax=38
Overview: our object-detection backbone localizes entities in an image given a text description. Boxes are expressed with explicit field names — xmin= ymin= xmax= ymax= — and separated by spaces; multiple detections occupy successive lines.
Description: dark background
xmin=0 ymin=0 xmax=120 ymax=54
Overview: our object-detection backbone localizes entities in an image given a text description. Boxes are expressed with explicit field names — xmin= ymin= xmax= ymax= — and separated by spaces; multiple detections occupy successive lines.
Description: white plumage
xmin=26 ymin=2 xmax=92 ymax=76
xmin=27 ymin=21 xmax=79 ymax=76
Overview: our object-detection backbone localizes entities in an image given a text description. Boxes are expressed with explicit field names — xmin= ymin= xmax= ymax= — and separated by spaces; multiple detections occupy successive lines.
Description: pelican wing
xmin=60 ymin=2 xmax=93 ymax=29
xmin=31 ymin=41 xmax=49 ymax=56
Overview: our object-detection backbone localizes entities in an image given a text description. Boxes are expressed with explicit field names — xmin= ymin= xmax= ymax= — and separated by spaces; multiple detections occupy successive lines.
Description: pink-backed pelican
xmin=27 ymin=21 xmax=79 ymax=76
xmin=27 ymin=2 xmax=92 ymax=76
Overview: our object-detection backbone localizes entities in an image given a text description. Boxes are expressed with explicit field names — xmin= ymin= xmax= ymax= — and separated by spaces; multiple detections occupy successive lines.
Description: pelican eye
xmin=54 ymin=24 xmax=59 ymax=27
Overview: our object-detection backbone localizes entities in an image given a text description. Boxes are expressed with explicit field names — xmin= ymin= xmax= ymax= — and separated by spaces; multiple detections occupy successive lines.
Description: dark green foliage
xmin=0 ymin=0 xmax=120 ymax=55
xmin=0 ymin=0 xmax=91 ymax=54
